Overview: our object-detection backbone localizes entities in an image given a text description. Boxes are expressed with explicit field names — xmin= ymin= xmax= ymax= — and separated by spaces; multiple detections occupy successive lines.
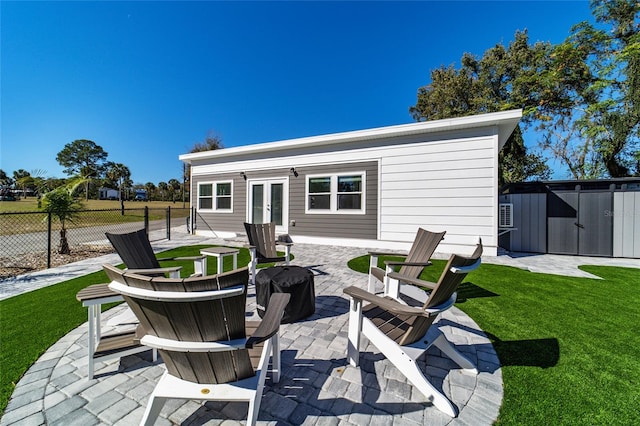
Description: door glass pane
xmin=271 ymin=183 xmax=283 ymax=225
xmin=252 ymin=185 xmax=264 ymax=224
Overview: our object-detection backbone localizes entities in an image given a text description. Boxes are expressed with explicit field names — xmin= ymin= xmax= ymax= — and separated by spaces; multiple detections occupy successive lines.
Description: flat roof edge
xmin=179 ymin=109 xmax=522 ymax=162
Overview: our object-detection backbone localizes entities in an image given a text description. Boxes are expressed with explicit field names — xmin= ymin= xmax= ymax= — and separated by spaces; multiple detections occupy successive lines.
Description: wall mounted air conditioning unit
xmin=499 ymin=203 xmax=513 ymax=228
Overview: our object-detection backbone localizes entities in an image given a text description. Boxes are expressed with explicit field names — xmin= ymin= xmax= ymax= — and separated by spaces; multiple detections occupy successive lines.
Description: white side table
xmin=200 ymin=247 xmax=240 ymax=274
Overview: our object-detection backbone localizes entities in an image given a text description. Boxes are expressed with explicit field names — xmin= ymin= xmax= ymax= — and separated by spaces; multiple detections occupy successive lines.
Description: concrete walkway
xmin=2 ymin=229 xmax=638 ymax=425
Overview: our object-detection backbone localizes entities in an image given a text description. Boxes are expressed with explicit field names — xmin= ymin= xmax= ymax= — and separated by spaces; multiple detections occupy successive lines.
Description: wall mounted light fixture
xmin=240 ymin=171 xmax=247 ymax=181
xmin=290 ymin=167 xmax=299 ymax=177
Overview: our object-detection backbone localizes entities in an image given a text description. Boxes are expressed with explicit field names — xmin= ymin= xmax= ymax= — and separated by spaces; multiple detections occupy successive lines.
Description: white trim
xmin=305 ymin=171 xmax=366 ymax=215
xmin=247 ymin=177 xmax=289 ymax=233
xmin=141 ymin=335 xmax=248 ymax=352
xmin=197 ymin=180 xmax=234 ymax=213
xmin=108 ymin=282 xmax=246 ymax=302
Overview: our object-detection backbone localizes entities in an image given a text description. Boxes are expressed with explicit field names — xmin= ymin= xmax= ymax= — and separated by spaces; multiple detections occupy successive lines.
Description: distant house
xmin=179 ymin=110 xmax=522 ymax=256
xmin=99 ymin=188 xmax=119 ymax=200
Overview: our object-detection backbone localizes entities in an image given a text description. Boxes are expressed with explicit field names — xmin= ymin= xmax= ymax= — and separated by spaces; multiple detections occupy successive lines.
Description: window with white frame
xmin=198 ymin=181 xmax=233 ymax=212
xmin=307 ymin=172 xmax=365 ymax=214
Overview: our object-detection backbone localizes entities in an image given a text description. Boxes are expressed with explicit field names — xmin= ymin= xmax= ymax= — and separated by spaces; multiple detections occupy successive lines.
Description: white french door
xmin=248 ymin=178 xmax=288 ymax=233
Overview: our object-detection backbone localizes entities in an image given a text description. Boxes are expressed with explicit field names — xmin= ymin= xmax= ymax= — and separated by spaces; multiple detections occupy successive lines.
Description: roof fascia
xmin=180 ymin=109 xmax=522 ymax=163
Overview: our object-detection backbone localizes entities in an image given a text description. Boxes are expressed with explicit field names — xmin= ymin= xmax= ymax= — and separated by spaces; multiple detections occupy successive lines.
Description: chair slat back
xmin=399 ymin=228 xmax=446 ymax=278
xmin=396 ymin=241 xmax=482 ymax=346
xmin=105 ymin=264 xmax=254 ymax=383
xmin=424 ymin=242 xmax=482 ymax=310
xmin=244 ymin=222 xmax=279 ymax=260
xmin=105 ymin=228 xmax=161 ymax=270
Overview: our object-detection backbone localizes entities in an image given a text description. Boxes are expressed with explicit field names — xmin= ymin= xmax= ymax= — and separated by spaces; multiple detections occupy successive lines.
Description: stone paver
xmin=3 ymin=228 xmax=639 ymax=425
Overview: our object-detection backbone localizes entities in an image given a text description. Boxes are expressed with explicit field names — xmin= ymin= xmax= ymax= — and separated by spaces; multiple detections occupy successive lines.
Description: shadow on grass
xmin=486 ymin=332 xmax=560 ymax=369
xmin=456 ymin=281 xmax=500 ymax=302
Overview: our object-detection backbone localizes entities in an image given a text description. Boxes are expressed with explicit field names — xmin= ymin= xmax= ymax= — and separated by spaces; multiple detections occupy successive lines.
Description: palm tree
xmin=105 ymin=162 xmax=131 ymax=201
xmin=168 ymin=179 xmax=180 ymax=202
xmin=41 ymin=179 xmax=85 ymax=254
xmin=145 ymin=182 xmax=156 ymax=200
xmin=158 ymin=181 xmax=168 ymax=201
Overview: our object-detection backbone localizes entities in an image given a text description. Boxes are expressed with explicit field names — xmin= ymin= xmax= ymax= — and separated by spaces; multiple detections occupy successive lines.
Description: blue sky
xmin=2 ymin=1 xmax=595 ymax=185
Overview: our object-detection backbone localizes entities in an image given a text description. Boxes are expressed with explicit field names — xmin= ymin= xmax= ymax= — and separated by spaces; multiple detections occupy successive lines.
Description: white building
xmin=180 ymin=109 xmax=522 ymax=256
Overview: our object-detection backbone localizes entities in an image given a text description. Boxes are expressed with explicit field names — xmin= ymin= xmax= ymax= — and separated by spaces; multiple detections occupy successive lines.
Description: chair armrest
xmin=157 ymin=255 xmax=206 ymax=262
xmin=368 ymin=250 xmax=408 ymax=257
xmin=343 ymin=286 xmax=431 ymax=317
xmin=383 ymin=260 xmax=432 ymax=267
xmin=246 ymin=293 xmax=291 ymax=348
xmin=127 ymin=266 xmax=182 ymax=276
xmin=386 ymin=272 xmax=437 ymax=289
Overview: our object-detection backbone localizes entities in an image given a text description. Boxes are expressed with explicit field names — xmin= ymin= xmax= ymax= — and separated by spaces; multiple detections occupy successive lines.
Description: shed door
xmin=547 ymin=192 xmax=579 ymax=255
xmin=248 ymin=178 xmax=288 ymax=233
xmin=577 ymin=192 xmax=613 ymax=256
xmin=547 ymin=191 xmax=613 ymax=256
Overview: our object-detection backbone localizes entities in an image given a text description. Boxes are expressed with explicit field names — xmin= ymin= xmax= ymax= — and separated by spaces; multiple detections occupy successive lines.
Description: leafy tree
xmin=104 ymin=162 xmax=131 ymax=200
xmin=410 ymin=31 xmax=551 ymax=184
xmin=12 ymin=169 xmax=35 ymax=197
xmin=40 ymin=178 xmax=85 ymax=254
xmin=190 ymin=131 xmax=224 ymax=152
xmin=168 ymin=178 xmax=181 ymax=201
xmin=157 ymin=181 xmax=168 ymax=201
xmin=411 ymin=0 xmax=639 ymax=180
xmin=145 ymin=182 xmax=157 ymax=200
xmin=56 ymin=140 xmax=108 ymax=199
xmin=12 ymin=169 xmax=30 ymax=180
xmin=539 ymin=0 xmax=639 ymax=177
xmin=184 ymin=131 xmax=224 ymax=194
xmin=0 ymin=169 xmax=12 ymax=187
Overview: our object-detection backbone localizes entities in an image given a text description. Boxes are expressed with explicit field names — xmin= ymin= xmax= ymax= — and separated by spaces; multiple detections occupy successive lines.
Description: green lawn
xmin=347 ymin=255 xmax=640 ymax=425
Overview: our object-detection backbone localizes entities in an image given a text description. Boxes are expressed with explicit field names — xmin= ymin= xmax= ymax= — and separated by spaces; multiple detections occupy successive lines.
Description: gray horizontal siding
xmin=191 ymin=161 xmax=378 ymax=240
xmin=191 ymin=173 xmax=246 ymax=234
xmin=289 ymin=161 xmax=378 ymax=240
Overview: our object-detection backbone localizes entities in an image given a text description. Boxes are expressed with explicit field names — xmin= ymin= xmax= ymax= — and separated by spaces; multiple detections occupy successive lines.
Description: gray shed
xmin=499 ymin=179 xmax=640 ymax=258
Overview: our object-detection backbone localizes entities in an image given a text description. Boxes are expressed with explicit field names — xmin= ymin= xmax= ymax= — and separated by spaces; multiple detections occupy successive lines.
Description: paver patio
xmin=2 ymin=233 xmax=502 ymax=425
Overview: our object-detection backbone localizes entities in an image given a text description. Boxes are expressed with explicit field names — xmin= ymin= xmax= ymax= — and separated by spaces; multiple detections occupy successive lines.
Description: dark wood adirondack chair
xmin=104 ymin=264 xmax=290 ymax=426
xmin=105 ymin=228 xmax=206 ymax=278
xmin=367 ymin=228 xmax=446 ymax=298
xmin=344 ymin=241 xmax=482 ymax=417
xmin=244 ymin=222 xmax=292 ymax=284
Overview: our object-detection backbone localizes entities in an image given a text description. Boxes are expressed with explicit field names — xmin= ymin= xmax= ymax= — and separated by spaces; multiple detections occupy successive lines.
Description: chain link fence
xmin=0 ymin=207 xmax=191 ymax=279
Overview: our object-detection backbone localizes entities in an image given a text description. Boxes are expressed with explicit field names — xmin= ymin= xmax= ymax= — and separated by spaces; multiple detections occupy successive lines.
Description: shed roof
xmin=179 ymin=109 xmax=522 ymax=163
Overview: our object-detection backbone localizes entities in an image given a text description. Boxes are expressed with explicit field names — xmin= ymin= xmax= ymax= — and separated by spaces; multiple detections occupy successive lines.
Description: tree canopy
xmin=411 ymin=0 xmax=639 ymax=181
xmin=56 ymin=139 xmax=108 ymax=199
xmin=410 ymin=30 xmax=552 ymax=184
xmin=56 ymin=139 xmax=108 ymax=177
